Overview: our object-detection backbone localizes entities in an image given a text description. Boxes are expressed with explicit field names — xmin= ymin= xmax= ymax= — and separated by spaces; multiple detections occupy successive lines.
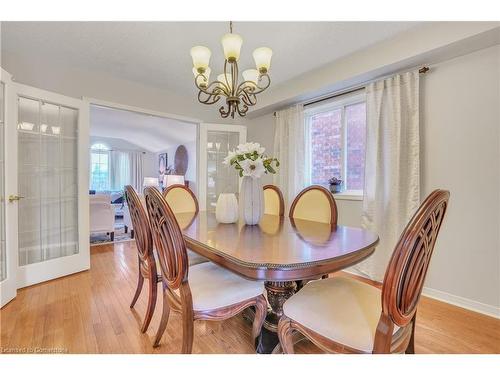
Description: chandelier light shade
xmin=190 ymin=46 xmax=211 ymax=72
xmin=252 ymin=47 xmax=273 ymax=73
xmin=190 ymin=21 xmax=273 ymax=118
xmin=242 ymin=69 xmax=260 ymax=87
xmin=221 ymin=33 xmax=243 ymax=61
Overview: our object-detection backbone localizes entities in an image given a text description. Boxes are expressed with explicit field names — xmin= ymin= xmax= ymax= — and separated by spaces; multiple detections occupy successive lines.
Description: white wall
xmin=157 ymin=140 xmax=198 ymax=195
xmin=90 ymin=135 xmax=157 ymax=181
xmin=246 ymin=45 xmax=500 ymax=317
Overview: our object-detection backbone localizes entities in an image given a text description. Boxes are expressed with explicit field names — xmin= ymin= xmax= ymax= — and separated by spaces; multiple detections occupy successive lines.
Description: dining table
xmin=174 ymin=211 xmax=379 ymax=354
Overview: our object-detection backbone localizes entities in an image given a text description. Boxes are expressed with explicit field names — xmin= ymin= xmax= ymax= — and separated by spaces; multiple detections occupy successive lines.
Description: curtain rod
xmin=273 ymin=66 xmax=429 ymax=116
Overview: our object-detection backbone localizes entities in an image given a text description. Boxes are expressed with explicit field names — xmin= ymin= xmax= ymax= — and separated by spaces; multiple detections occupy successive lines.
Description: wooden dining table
xmin=175 ymin=211 xmax=379 ymax=353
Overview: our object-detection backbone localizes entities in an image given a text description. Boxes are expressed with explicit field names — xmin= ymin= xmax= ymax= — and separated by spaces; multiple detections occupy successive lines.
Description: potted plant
xmin=329 ymin=177 xmax=343 ymax=194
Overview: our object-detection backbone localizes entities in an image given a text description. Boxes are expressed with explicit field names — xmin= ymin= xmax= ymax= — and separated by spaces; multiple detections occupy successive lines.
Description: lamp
xmin=143 ymin=177 xmax=159 ymax=189
xmin=190 ymin=46 xmax=211 ymax=72
xmin=253 ymin=47 xmax=273 ymax=74
xmin=164 ymin=175 xmax=185 ymax=188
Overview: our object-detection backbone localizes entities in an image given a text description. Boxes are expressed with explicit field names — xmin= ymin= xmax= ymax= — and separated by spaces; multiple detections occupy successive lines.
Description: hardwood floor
xmin=1 ymin=241 xmax=499 ymax=354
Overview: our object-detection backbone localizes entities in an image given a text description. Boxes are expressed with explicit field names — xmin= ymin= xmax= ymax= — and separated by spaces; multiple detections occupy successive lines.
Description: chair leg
xmin=153 ymin=287 xmax=171 ymax=348
xmin=110 ymin=231 xmax=114 ymax=241
xmin=130 ymin=273 xmax=144 ymax=308
xmin=405 ymin=316 xmax=416 ymax=354
xmin=277 ymin=317 xmax=295 ymax=354
xmin=124 ymin=225 xmax=128 ymax=233
xmin=181 ymin=304 xmax=194 ymax=354
xmin=131 ymin=229 xmax=134 ymax=239
xmin=140 ymin=277 xmax=158 ymax=333
xmin=252 ymin=295 xmax=268 ymax=343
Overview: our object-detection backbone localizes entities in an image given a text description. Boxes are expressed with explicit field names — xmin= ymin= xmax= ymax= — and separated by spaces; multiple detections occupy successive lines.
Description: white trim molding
xmin=422 ymin=287 xmax=500 ymax=319
xmin=344 ymin=268 xmax=500 ymax=319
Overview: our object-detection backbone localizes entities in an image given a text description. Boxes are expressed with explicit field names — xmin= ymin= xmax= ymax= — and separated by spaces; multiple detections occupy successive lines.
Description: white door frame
xmin=198 ymin=123 xmax=247 ymax=211
xmin=9 ymin=79 xmax=90 ymax=288
xmin=1 ymin=68 xmax=17 ymax=306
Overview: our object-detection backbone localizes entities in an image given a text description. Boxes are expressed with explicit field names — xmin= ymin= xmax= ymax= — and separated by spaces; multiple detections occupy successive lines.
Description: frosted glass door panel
xmin=18 ymin=97 xmax=79 ymax=266
xmin=206 ymin=131 xmax=239 ymax=209
xmin=0 ymin=82 xmax=5 ymax=281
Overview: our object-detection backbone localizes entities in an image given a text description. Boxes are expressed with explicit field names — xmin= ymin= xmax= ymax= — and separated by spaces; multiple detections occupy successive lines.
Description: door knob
xmin=8 ymin=195 xmax=24 ymax=203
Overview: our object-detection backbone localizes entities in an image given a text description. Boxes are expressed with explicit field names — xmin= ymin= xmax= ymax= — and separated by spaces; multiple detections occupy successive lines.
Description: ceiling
xmin=1 ymin=22 xmax=421 ymax=98
xmin=90 ymin=105 xmax=197 ymax=153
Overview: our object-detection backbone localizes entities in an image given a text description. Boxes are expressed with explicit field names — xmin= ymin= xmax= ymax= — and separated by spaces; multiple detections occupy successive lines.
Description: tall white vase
xmin=239 ymin=176 xmax=264 ymax=225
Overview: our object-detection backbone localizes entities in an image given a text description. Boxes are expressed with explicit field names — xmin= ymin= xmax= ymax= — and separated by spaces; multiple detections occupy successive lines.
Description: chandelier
xmin=190 ymin=22 xmax=273 ymax=118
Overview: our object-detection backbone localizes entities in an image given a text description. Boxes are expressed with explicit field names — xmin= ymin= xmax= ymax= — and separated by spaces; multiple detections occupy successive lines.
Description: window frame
xmin=304 ymin=92 xmax=366 ymax=198
xmin=90 ymin=143 xmax=111 ymax=191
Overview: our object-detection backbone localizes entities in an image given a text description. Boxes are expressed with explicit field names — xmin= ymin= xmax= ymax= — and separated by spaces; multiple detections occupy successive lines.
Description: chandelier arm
xmin=239 ymin=87 xmax=257 ymax=107
xmin=219 ymin=103 xmax=230 ymax=118
xmin=195 ymin=76 xmax=231 ymax=98
xmin=251 ymin=73 xmax=271 ymax=95
xmin=197 ymin=90 xmax=221 ymax=105
xmin=231 ymin=60 xmax=238 ymax=96
xmin=236 ymin=103 xmax=249 ymax=117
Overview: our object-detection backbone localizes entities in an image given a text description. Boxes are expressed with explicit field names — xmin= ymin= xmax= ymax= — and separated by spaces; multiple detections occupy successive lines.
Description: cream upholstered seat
xmin=164 ymin=185 xmax=198 ymax=213
xmin=283 ymin=276 xmax=400 ymax=352
xmin=289 ymin=185 xmax=337 ymax=225
xmin=186 ymin=262 xmax=264 ymax=311
xmin=163 ymin=185 xmax=208 ymax=266
xmin=263 ymin=185 xmax=284 ymax=216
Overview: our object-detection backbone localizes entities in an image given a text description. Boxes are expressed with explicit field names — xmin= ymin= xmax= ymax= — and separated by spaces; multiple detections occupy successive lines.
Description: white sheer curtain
xmin=110 ymin=151 xmax=130 ymax=191
xmin=354 ymin=70 xmax=420 ymax=281
xmin=273 ymin=104 xmax=306 ymax=208
xmin=129 ymin=152 xmax=143 ymax=192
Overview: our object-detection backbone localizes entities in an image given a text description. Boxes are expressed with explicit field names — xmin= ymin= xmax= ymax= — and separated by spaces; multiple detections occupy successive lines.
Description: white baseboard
xmin=422 ymin=287 xmax=500 ymax=319
xmin=343 ymin=268 xmax=500 ymax=319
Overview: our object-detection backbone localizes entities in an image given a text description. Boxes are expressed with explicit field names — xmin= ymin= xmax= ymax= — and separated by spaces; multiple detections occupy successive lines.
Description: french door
xmin=198 ymin=123 xmax=246 ymax=211
xmin=1 ymin=69 xmax=90 ymax=306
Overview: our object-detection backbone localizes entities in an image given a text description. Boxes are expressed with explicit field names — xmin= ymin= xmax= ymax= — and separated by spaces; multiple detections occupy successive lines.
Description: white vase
xmin=239 ymin=176 xmax=264 ymax=225
xmin=215 ymin=193 xmax=239 ymax=224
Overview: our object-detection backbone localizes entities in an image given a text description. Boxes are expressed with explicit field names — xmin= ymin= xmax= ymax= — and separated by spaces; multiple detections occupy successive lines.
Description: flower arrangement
xmin=223 ymin=142 xmax=279 ymax=179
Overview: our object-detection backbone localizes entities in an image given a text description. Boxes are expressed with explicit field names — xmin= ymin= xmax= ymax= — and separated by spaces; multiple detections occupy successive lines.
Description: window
xmin=306 ymin=94 xmax=366 ymax=193
xmin=90 ymin=143 xmax=110 ymax=191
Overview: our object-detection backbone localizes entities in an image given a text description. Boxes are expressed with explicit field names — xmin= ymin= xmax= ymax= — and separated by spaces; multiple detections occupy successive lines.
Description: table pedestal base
xmin=255 ymin=281 xmax=297 ymax=354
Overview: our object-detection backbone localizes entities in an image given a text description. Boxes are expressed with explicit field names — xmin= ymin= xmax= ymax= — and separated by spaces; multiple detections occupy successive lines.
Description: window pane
xmin=345 ymin=102 xmax=366 ymax=190
xmin=310 ymin=109 xmax=342 ymax=186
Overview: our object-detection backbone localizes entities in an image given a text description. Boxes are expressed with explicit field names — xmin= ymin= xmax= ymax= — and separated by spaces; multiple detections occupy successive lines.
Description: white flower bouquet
xmin=223 ymin=142 xmax=279 ymax=179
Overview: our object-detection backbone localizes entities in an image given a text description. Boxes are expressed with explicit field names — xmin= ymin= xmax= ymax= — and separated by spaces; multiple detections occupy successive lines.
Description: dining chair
xmin=263 ymin=184 xmax=285 ymax=216
xmin=163 ymin=184 xmax=207 ymax=266
xmin=163 ymin=183 xmax=199 ymax=214
xmin=289 ymin=185 xmax=338 ymax=226
xmin=277 ymin=189 xmax=450 ymax=354
xmin=124 ymin=185 xmax=160 ymax=334
xmin=289 ymin=185 xmax=338 ymax=285
xmin=144 ymin=187 xmax=268 ymax=353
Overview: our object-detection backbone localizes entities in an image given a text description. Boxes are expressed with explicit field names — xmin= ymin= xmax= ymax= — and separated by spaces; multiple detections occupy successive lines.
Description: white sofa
xmin=90 ymin=194 xmax=115 ymax=241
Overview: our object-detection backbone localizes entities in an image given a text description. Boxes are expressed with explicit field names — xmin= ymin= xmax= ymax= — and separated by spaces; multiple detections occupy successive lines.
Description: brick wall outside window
xmin=310 ymin=101 xmax=366 ymax=190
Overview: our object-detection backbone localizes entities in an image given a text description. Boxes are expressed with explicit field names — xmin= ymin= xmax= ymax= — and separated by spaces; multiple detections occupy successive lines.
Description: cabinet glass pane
xmin=18 ymin=97 xmax=79 ymax=266
xmin=0 ymin=82 xmax=5 ymax=281
xmin=206 ymin=131 xmax=239 ymax=209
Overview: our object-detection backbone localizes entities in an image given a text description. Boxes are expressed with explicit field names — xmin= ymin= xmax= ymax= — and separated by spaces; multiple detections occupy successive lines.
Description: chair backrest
xmin=263 ymin=185 xmax=285 ymax=216
xmin=163 ymin=184 xmax=199 ymax=214
xmin=381 ymin=189 xmax=450 ymax=328
xmin=124 ymin=186 xmax=155 ymax=275
xmin=145 ymin=186 xmax=188 ymax=290
xmin=289 ymin=185 xmax=338 ymax=225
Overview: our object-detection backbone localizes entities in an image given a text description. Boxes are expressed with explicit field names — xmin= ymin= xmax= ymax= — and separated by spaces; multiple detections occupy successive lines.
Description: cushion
xmin=188 ymin=262 xmax=264 ymax=311
xmin=283 ymin=276 xmax=399 ymax=352
xmin=291 ymin=189 xmax=332 ymax=224
xmin=165 ymin=187 xmax=197 ymax=213
xmin=264 ymin=188 xmax=281 ymax=215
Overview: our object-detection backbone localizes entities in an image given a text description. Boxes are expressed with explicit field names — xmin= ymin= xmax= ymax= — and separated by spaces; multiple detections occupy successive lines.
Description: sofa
xmin=90 ymin=194 xmax=115 ymax=241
